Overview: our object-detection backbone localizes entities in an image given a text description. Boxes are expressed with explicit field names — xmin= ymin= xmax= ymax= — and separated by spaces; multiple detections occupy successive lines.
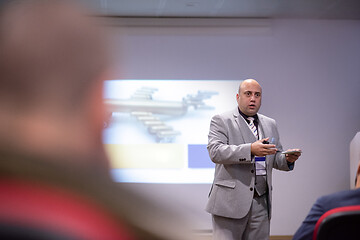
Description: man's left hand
xmin=285 ymin=149 xmax=302 ymax=163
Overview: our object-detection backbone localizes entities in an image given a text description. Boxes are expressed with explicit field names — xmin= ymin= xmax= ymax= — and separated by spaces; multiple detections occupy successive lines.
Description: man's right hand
xmin=251 ymin=137 xmax=277 ymax=156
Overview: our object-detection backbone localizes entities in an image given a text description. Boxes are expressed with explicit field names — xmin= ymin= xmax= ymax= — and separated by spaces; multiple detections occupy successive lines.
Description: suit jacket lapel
xmin=258 ymin=114 xmax=273 ymax=167
xmin=258 ymin=114 xmax=270 ymax=139
xmin=233 ymin=108 xmax=257 ymax=143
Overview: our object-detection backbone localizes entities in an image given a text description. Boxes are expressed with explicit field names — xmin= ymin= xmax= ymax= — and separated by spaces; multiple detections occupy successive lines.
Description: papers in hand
xmin=281 ymin=150 xmax=302 ymax=155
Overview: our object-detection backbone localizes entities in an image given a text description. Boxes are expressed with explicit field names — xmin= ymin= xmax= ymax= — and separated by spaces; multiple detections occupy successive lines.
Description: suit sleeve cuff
xmin=287 ymin=161 xmax=295 ymax=170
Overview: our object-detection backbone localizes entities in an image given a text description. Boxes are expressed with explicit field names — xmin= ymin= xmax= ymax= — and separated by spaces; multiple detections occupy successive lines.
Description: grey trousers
xmin=212 ymin=194 xmax=269 ymax=240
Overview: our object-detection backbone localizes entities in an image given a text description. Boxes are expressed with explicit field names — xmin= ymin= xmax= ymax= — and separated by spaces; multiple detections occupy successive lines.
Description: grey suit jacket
xmin=205 ymin=108 xmax=292 ymax=219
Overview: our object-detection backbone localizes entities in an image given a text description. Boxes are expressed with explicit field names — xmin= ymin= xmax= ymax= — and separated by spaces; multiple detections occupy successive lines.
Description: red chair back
xmin=313 ymin=205 xmax=360 ymax=240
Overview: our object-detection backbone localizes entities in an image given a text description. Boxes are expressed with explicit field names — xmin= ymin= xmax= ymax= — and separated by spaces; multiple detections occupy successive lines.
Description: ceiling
xmin=79 ymin=0 xmax=360 ymax=20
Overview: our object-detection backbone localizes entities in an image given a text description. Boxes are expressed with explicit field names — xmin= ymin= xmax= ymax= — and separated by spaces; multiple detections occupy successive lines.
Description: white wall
xmin=106 ymin=18 xmax=360 ymax=235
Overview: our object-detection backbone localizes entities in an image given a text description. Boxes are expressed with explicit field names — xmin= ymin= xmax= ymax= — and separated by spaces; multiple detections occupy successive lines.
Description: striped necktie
xmin=247 ymin=117 xmax=258 ymax=139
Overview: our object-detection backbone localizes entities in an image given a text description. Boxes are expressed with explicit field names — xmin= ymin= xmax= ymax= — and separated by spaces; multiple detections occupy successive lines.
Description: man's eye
xmin=245 ymin=92 xmax=251 ymax=96
xmin=255 ymin=93 xmax=261 ymax=97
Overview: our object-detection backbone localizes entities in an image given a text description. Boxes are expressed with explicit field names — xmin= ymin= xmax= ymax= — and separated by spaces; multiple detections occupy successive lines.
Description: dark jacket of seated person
xmin=293 ymin=169 xmax=360 ymax=240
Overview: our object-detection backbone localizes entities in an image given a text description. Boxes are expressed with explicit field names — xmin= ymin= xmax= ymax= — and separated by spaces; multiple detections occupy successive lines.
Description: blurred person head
xmin=236 ymin=79 xmax=262 ymax=116
xmin=0 ymin=0 xmax=110 ymax=168
xmin=0 ymin=2 xmax=195 ymax=239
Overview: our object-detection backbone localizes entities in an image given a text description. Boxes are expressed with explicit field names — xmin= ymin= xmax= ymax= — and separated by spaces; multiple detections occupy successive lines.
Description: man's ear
xmin=355 ymin=163 xmax=360 ymax=188
xmin=87 ymin=76 xmax=107 ymax=140
xmin=83 ymin=76 xmax=113 ymax=170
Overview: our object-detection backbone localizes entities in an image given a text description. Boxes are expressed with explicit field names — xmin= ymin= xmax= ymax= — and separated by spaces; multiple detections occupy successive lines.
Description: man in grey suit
xmin=206 ymin=79 xmax=301 ymax=240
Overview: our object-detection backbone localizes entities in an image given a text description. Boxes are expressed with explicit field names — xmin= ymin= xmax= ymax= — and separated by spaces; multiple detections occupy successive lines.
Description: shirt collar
xmin=238 ymin=107 xmax=258 ymax=123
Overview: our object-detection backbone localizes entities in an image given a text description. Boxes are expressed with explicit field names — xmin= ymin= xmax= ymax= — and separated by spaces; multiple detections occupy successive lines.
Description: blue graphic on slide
xmin=188 ymin=144 xmax=214 ymax=168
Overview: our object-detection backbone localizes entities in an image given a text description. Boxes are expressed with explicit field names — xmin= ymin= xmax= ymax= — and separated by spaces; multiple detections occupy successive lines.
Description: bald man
xmin=206 ymin=79 xmax=301 ymax=240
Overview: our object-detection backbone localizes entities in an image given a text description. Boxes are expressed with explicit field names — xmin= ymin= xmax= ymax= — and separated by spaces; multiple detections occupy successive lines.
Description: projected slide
xmin=103 ymin=80 xmax=240 ymax=183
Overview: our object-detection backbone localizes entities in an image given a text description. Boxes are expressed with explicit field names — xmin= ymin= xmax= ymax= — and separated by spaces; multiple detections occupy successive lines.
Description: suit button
xmin=251 ymin=170 xmax=254 ymax=173
xmin=250 ymin=187 xmax=253 ymax=191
